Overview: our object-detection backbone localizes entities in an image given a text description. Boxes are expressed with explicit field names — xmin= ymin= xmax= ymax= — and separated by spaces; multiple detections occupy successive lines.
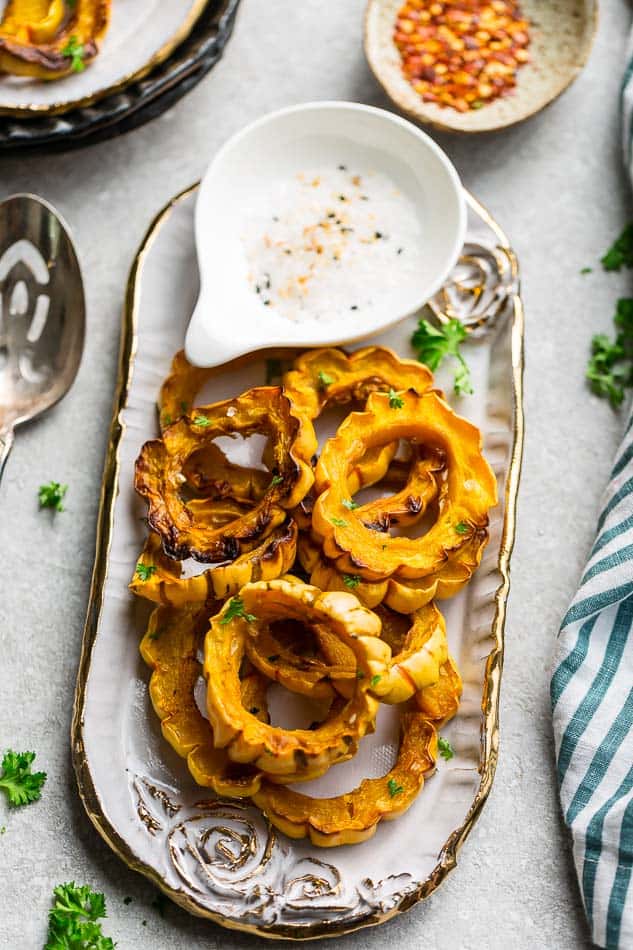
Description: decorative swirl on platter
xmin=133 ymin=773 xmax=416 ymax=926
xmin=426 ymin=238 xmax=518 ymax=337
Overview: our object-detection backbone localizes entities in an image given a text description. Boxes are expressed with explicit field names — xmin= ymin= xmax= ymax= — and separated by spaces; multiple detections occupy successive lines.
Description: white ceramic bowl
xmin=186 ymin=101 xmax=466 ymax=367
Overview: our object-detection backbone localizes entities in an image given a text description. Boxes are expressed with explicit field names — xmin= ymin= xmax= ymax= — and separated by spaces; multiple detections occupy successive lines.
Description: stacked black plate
xmin=0 ymin=0 xmax=241 ymax=152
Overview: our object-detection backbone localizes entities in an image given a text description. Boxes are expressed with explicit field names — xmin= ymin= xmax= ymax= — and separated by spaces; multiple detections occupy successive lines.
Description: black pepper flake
xmin=339 ymin=194 xmax=347 ymax=202
xmin=338 ymin=164 xmax=347 ymax=171
xmin=327 ymin=212 xmax=336 ymax=219
xmin=267 ymin=654 xmax=280 ymax=662
xmin=340 ymin=226 xmax=354 ymax=233
xmin=272 ymin=215 xmax=279 ymax=222
xmin=375 ymin=231 xmax=383 ymax=240
xmin=284 ymin=249 xmax=292 ymax=255
xmin=350 ymin=305 xmax=358 ymax=310
xmin=255 ymin=285 xmax=261 ymax=294
xmin=360 ymin=195 xmax=369 ymax=201
xmin=264 ymin=272 xmax=271 ymax=290
xmin=397 ymin=247 xmax=404 ymax=255
xmin=250 ymin=706 xmax=260 ymax=715
xmin=263 ymin=299 xmax=271 ymax=306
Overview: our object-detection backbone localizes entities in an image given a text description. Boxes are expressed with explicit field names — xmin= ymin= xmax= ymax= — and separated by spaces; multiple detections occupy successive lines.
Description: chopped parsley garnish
xmin=330 ymin=516 xmax=348 ymax=527
xmin=438 ymin=737 xmax=455 ymax=761
xmin=370 ymin=674 xmax=382 ymax=688
xmin=388 ymin=389 xmax=404 ymax=409
xmin=270 ymin=474 xmax=284 ymax=487
xmin=356 ymin=670 xmax=365 ymax=680
xmin=267 ymin=654 xmax=280 ymax=662
xmin=387 ymin=778 xmax=404 ymax=798
xmin=602 ymin=224 xmax=633 ymax=271
xmin=342 ymin=498 xmax=360 ymax=511
xmin=61 ymin=35 xmax=86 ymax=73
xmin=161 ymin=412 xmax=172 ymax=427
xmin=220 ymin=597 xmax=256 ymax=624
xmin=580 ymin=267 xmax=593 ymax=275
xmin=192 ymin=414 xmax=211 ymax=427
xmin=317 ymin=370 xmax=334 ymax=390
xmin=135 ymin=563 xmax=156 ymax=582
xmin=0 ymin=750 xmax=46 ymax=807
xmin=586 ymin=298 xmax=633 ymax=407
xmin=38 ymin=481 xmax=68 ymax=512
xmin=455 ymin=522 xmax=469 ymax=535
xmin=412 ymin=316 xmax=473 ymax=396
xmin=45 ymin=882 xmax=114 ymax=949
xmin=343 ymin=574 xmax=361 ymax=589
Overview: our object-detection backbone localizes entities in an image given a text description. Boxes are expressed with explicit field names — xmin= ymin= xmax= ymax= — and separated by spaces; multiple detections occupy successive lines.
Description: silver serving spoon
xmin=0 ymin=194 xmax=85 ymax=485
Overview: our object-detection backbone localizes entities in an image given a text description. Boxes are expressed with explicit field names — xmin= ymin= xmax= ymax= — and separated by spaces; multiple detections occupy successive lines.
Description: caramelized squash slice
xmin=312 ymin=389 xmax=497 ymax=582
xmin=0 ymin=0 xmax=110 ymax=79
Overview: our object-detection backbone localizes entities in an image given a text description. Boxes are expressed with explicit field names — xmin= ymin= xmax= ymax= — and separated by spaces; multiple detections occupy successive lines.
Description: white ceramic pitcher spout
xmin=184 ymin=102 xmax=466 ymax=369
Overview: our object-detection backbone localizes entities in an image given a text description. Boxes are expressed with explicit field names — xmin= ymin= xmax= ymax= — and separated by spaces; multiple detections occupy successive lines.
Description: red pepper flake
xmin=393 ymin=0 xmax=530 ymax=112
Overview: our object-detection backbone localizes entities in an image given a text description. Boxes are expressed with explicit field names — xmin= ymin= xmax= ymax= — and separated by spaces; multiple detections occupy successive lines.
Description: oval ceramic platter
xmin=0 ymin=0 xmax=210 ymax=116
xmin=72 ymin=184 xmax=524 ymax=940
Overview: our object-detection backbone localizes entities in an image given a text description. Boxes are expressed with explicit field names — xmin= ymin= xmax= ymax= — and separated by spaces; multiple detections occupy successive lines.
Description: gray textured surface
xmin=0 ymin=1 xmax=630 ymax=947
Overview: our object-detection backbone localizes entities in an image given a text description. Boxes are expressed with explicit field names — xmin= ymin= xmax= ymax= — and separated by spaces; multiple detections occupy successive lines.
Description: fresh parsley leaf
xmin=586 ymin=299 xmax=633 ymax=407
xmin=0 ymin=750 xmax=46 ymax=807
xmin=135 ymin=563 xmax=156 ymax=582
xmin=370 ymin=674 xmax=382 ymax=688
xmin=387 ymin=778 xmax=404 ymax=798
xmin=192 ymin=414 xmax=211 ymax=427
xmin=220 ymin=596 xmax=256 ymax=625
xmin=342 ymin=498 xmax=360 ymax=511
xmin=330 ymin=516 xmax=348 ymax=527
xmin=455 ymin=522 xmax=469 ymax=535
xmin=602 ymin=224 xmax=633 ymax=271
xmin=343 ymin=574 xmax=361 ymax=589
xmin=45 ymin=882 xmax=114 ymax=950
xmin=317 ymin=370 xmax=334 ymax=390
xmin=388 ymin=389 xmax=404 ymax=409
xmin=270 ymin=474 xmax=284 ymax=487
xmin=411 ymin=317 xmax=473 ymax=396
xmin=38 ymin=482 xmax=68 ymax=512
xmin=61 ymin=35 xmax=86 ymax=73
xmin=356 ymin=670 xmax=365 ymax=680
xmin=438 ymin=736 xmax=455 ymax=761
xmin=580 ymin=267 xmax=593 ymax=275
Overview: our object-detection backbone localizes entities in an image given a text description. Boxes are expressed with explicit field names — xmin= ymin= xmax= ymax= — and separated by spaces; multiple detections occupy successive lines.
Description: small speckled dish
xmin=365 ymin=0 xmax=599 ymax=133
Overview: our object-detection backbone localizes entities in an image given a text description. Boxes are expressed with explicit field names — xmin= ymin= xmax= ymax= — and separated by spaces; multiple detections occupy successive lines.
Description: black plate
xmin=0 ymin=0 xmax=241 ymax=152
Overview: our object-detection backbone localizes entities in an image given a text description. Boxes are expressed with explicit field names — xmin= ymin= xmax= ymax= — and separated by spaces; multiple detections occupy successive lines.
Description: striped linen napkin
xmin=551 ymin=44 xmax=633 ymax=948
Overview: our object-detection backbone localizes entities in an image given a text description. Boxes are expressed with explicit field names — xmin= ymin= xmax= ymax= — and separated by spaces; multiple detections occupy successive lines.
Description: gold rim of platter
xmin=70 ymin=182 xmax=525 ymax=940
xmin=0 ymin=0 xmax=215 ymax=117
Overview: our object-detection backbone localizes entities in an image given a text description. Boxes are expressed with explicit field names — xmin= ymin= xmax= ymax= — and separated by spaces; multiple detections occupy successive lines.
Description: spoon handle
xmin=0 ymin=428 xmax=14 ymax=486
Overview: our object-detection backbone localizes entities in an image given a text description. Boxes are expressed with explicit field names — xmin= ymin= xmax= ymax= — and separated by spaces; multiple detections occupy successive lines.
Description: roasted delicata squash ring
xmin=139 ymin=604 xmax=267 ymax=798
xmin=158 ymin=349 xmax=299 ymax=432
xmin=252 ymin=713 xmax=438 ymax=847
xmin=283 ymin=345 xmax=435 ymax=492
xmin=283 ymin=345 xmax=434 ymax=419
xmin=316 ymin=601 xmax=451 ymax=705
xmin=244 ymin=617 xmax=357 ymax=701
xmin=203 ymin=578 xmax=383 ymax=781
xmin=135 ymin=386 xmax=315 ymax=562
xmin=312 ymin=389 xmax=497 ymax=582
xmin=303 ymin=530 xmax=485 ymax=612
xmin=0 ymin=0 xmax=110 ymax=79
xmin=182 ymin=443 xmax=271 ymax=503
xmin=130 ymin=519 xmax=298 ymax=607
xmin=416 ymin=653 xmax=462 ymax=724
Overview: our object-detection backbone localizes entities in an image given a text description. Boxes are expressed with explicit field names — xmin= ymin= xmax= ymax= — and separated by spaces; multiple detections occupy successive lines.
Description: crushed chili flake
xmin=393 ymin=0 xmax=530 ymax=113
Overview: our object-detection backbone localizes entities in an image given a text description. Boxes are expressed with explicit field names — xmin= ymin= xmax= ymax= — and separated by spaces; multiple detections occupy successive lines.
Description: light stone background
xmin=0 ymin=1 xmax=631 ymax=947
